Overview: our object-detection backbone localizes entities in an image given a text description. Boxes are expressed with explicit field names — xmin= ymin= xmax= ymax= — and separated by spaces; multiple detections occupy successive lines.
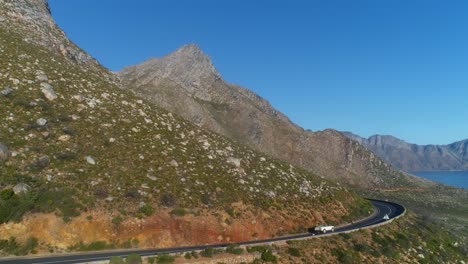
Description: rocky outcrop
xmin=344 ymin=132 xmax=468 ymax=172
xmin=118 ymin=46 xmax=423 ymax=189
xmin=0 ymin=0 xmax=101 ymax=71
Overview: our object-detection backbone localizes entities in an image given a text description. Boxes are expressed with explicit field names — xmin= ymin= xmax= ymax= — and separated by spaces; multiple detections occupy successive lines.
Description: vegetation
xmin=226 ymin=244 xmax=244 ymax=255
xmin=156 ymin=254 xmax=175 ymax=264
xmin=275 ymin=213 xmax=467 ymax=263
xmin=109 ymin=256 xmax=125 ymax=264
xmin=0 ymin=237 xmax=38 ymax=256
xmin=125 ymin=253 xmax=142 ymax=264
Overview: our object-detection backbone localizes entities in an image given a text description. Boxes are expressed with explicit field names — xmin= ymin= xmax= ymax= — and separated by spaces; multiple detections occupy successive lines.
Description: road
xmin=0 ymin=199 xmax=405 ymax=264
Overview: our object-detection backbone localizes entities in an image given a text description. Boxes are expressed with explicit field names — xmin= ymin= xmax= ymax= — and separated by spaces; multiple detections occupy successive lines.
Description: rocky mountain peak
xmin=119 ymin=44 xmax=223 ymax=101
xmin=0 ymin=0 xmax=100 ymax=70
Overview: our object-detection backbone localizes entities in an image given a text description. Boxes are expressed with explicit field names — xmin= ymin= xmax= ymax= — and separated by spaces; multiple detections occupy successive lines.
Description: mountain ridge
xmin=118 ymin=45 xmax=430 ymax=191
xmin=343 ymin=132 xmax=468 ymax=171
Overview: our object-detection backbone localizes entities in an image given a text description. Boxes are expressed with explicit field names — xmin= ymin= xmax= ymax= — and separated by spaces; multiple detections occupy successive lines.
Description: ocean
xmin=412 ymin=171 xmax=468 ymax=189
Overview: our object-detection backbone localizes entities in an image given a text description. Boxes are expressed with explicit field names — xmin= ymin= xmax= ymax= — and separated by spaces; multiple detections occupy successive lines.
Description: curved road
xmin=0 ymin=199 xmax=405 ymax=264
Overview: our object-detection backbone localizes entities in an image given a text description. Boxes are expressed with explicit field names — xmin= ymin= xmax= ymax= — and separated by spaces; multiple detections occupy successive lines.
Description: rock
xmin=260 ymin=157 xmax=266 ymax=162
xmin=1 ymin=87 xmax=13 ymax=96
xmin=72 ymin=95 xmax=85 ymax=102
xmin=227 ymin=157 xmax=241 ymax=167
xmin=40 ymin=83 xmax=57 ymax=101
xmin=0 ymin=143 xmax=9 ymax=162
xmin=147 ymin=174 xmax=157 ymax=181
xmin=58 ymin=135 xmax=71 ymax=142
xmin=36 ymin=74 xmax=48 ymax=82
xmin=109 ymin=138 xmax=116 ymax=143
xmin=35 ymin=155 xmax=50 ymax=169
xmin=169 ymin=160 xmax=179 ymax=167
xmin=46 ymin=175 xmax=53 ymax=182
xmin=13 ymin=183 xmax=31 ymax=194
xmin=86 ymin=156 xmax=96 ymax=165
xmin=36 ymin=118 xmax=47 ymax=126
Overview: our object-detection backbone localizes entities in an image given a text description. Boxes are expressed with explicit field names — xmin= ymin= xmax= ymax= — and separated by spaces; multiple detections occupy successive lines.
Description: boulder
xmin=169 ymin=160 xmax=179 ymax=167
xmin=227 ymin=157 xmax=241 ymax=167
xmin=36 ymin=118 xmax=48 ymax=126
xmin=40 ymin=83 xmax=57 ymax=101
xmin=1 ymin=87 xmax=13 ymax=96
xmin=86 ymin=156 xmax=96 ymax=165
xmin=36 ymin=74 xmax=48 ymax=82
xmin=13 ymin=183 xmax=31 ymax=194
xmin=0 ymin=143 xmax=9 ymax=162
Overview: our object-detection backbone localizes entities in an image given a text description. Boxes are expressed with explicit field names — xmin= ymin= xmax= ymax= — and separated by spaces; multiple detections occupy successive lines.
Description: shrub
xmin=191 ymin=251 xmax=199 ymax=258
xmin=125 ymin=253 xmax=142 ymax=264
xmin=0 ymin=189 xmax=14 ymax=200
xmin=170 ymin=208 xmax=186 ymax=217
xmin=156 ymin=254 xmax=175 ymax=263
xmin=109 ymin=256 xmax=125 ymax=264
xmin=261 ymin=250 xmax=277 ymax=262
xmin=147 ymin=256 xmax=155 ymax=264
xmin=112 ymin=215 xmax=123 ymax=226
xmin=201 ymin=247 xmax=214 ymax=258
xmin=226 ymin=244 xmax=243 ymax=255
xmin=160 ymin=193 xmax=176 ymax=207
xmin=184 ymin=252 xmax=192 ymax=259
xmin=139 ymin=205 xmax=154 ymax=216
xmin=287 ymin=247 xmax=301 ymax=257
xmin=0 ymin=237 xmax=38 ymax=256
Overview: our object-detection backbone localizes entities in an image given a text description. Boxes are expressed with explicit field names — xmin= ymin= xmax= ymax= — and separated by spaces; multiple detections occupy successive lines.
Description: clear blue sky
xmin=49 ymin=0 xmax=468 ymax=145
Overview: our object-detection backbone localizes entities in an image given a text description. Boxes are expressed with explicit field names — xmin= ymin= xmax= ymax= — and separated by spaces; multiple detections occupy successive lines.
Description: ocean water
xmin=412 ymin=171 xmax=468 ymax=189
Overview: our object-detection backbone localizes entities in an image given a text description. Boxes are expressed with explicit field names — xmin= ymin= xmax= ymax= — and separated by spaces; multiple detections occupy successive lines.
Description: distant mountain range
xmin=343 ymin=133 xmax=468 ymax=172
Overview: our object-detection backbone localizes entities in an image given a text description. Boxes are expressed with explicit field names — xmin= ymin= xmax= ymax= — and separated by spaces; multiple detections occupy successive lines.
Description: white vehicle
xmin=314 ymin=225 xmax=335 ymax=233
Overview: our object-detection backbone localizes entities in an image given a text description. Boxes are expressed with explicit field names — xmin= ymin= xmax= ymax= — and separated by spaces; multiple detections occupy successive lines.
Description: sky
xmin=49 ymin=0 xmax=468 ymax=145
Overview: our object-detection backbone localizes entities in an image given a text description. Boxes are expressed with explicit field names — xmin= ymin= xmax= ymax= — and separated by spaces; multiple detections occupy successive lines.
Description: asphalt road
xmin=0 ymin=199 xmax=405 ymax=264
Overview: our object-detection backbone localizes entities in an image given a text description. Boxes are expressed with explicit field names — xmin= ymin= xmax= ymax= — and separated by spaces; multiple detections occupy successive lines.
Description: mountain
xmin=0 ymin=0 xmax=372 ymax=254
xmin=118 ymin=42 xmax=468 ymax=250
xmin=118 ymin=45 xmax=425 ymax=190
xmin=0 ymin=1 xmax=467 ymax=261
xmin=343 ymin=132 xmax=468 ymax=172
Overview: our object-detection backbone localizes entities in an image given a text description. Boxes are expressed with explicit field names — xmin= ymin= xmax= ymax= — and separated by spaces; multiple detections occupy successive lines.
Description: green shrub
xmin=156 ymin=254 xmax=175 ymax=263
xmin=191 ymin=251 xmax=199 ymax=258
xmin=139 ymin=205 xmax=154 ymax=216
xmin=226 ymin=244 xmax=243 ymax=255
xmin=261 ymin=250 xmax=277 ymax=262
xmin=184 ymin=252 xmax=192 ymax=259
xmin=287 ymin=247 xmax=301 ymax=257
xmin=147 ymin=256 xmax=155 ymax=264
xmin=0 ymin=237 xmax=38 ymax=256
xmin=112 ymin=215 xmax=123 ymax=226
xmin=0 ymin=189 xmax=14 ymax=200
xmin=170 ymin=208 xmax=186 ymax=217
xmin=201 ymin=247 xmax=214 ymax=258
xmin=109 ymin=256 xmax=125 ymax=264
xmin=125 ymin=253 xmax=142 ymax=264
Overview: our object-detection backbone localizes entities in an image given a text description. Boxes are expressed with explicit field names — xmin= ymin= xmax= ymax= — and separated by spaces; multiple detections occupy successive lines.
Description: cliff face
xmin=344 ymin=133 xmax=468 ymax=172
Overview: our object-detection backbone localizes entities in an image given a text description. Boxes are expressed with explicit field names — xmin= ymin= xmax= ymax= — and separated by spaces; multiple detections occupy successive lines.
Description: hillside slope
xmin=0 ymin=0 xmax=371 ymax=255
xmin=344 ymin=132 xmax=468 ymax=172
